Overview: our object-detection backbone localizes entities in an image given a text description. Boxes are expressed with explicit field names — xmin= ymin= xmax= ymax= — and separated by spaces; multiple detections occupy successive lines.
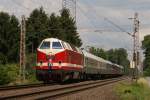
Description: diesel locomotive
xmin=35 ymin=38 xmax=123 ymax=82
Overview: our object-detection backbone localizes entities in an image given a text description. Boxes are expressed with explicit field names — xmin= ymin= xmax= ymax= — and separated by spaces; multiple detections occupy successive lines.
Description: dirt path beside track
xmin=54 ymin=79 xmax=129 ymax=100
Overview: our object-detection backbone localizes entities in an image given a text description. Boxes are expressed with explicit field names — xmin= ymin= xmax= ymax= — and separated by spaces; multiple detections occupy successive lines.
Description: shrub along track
xmin=0 ymin=76 xmax=127 ymax=100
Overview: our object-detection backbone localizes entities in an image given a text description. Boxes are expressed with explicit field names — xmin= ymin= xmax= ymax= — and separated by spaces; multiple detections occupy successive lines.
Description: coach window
xmin=86 ymin=58 xmax=88 ymax=67
xmin=40 ymin=41 xmax=50 ymax=49
xmin=52 ymin=42 xmax=62 ymax=49
xmin=99 ymin=62 xmax=101 ymax=67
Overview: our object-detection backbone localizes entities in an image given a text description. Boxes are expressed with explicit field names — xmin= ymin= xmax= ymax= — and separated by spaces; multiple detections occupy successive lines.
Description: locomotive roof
xmin=43 ymin=38 xmax=61 ymax=42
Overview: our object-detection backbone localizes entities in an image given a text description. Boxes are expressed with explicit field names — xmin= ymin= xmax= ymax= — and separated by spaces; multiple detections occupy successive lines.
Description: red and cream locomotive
xmin=35 ymin=38 xmax=123 ymax=82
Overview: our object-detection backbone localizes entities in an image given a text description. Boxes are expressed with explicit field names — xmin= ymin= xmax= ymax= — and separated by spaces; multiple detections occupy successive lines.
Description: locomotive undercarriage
xmin=36 ymin=69 xmax=122 ymax=83
xmin=36 ymin=69 xmax=81 ymax=83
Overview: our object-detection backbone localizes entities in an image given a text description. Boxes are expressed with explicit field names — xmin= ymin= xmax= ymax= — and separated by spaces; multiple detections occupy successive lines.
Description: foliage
xmin=142 ymin=35 xmax=150 ymax=76
xmin=25 ymin=53 xmax=38 ymax=82
xmin=143 ymin=67 xmax=150 ymax=76
xmin=48 ymin=13 xmax=62 ymax=39
xmin=0 ymin=54 xmax=38 ymax=85
xmin=60 ymin=9 xmax=82 ymax=47
xmin=0 ymin=12 xmax=20 ymax=64
xmin=107 ymin=48 xmax=129 ymax=66
xmin=0 ymin=64 xmax=19 ymax=85
xmin=26 ymin=7 xmax=49 ymax=53
xmin=115 ymin=79 xmax=150 ymax=100
xmin=90 ymin=47 xmax=107 ymax=59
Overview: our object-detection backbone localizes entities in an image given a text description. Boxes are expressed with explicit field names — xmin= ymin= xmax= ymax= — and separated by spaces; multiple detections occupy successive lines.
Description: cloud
xmin=76 ymin=0 xmax=150 ymax=50
xmin=0 ymin=0 xmax=61 ymax=17
xmin=0 ymin=0 xmax=150 ymax=54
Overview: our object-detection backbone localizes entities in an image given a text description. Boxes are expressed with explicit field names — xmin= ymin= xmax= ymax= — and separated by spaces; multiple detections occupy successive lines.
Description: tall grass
xmin=0 ymin=64 xmax=19 ymax=85
xmin=115 ymin=78 xmax=150 ymax=100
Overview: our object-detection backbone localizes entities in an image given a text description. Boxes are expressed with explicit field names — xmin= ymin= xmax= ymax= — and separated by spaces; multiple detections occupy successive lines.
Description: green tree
xmin=26 ymin=7 xmax=49 ymax=53
xmin=117 ymin=48 xmax=129 ymax=66
xmin=107 ymin=49 xmax=117 ymax=63
xmin=116 ymin=48 xmax=130 ymax=74
xmin=60 ymin=9 xmax=82 ymax=47
xmin=97 ymin=48 xmax=107 ymax=59
xmin=48 ymin=13 xmax=63 ymax=39
xmin=0 ymin=12 xmax=20 ymax=64
xmin=89 ymin=47 xmax=97 ymax=55
xmin=107 ymin=48 xmax=129 ymax=67
xmin=90 ymin=47 xmax=107 ymax=59
xmin=142 ymin=35 xmax=150 ymax=75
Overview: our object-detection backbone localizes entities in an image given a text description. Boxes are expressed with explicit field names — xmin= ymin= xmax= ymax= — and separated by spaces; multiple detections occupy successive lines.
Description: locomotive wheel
xmin=83 ymin=73 xmax=87 ymax=80
xmin=43 ymin=80 xmax=51 ymax=84
xmin=98 ymin=74 xmax=101 ymax=80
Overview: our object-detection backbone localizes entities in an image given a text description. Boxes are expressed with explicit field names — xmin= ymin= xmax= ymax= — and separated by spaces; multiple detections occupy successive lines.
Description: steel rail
xmin=0 ymin=77 xmax=126 ymax=100
xmin=0 ymin=82 xmax=56 ymax=91
xmin=36 ymin=77 xmax=125 ymax=100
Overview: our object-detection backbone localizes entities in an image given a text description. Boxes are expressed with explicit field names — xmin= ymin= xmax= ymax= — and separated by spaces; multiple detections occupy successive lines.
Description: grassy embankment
xmin=0 ymin=54 xmax=38 ymax=86
xmin=115 ymin=78 xmax=150 ymax=100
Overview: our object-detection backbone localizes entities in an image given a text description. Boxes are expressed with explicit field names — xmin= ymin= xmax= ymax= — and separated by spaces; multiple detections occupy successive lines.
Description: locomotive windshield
xmin=52 ymin=42 xmax=62 ymax=49
xmin=40 ymin=41 xmax=50 ymax=49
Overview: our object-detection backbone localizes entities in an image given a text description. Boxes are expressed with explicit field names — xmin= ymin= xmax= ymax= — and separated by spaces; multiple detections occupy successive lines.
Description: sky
xmin=0 ymin=0 xmax=150 ymax=59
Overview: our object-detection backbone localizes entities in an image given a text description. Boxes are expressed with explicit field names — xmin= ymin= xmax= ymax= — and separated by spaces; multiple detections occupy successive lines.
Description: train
xmin=35 ymin=38 xmax=124 ymax=82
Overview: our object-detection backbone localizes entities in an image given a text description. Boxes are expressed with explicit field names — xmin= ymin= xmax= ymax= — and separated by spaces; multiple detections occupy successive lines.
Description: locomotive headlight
xmin=40 ymin=61 xmax=43 ymax=66
xmin=58 ymin=61 xmax=62 ymax=68
xmin=59 ymin=61 xmax=62 ymax=65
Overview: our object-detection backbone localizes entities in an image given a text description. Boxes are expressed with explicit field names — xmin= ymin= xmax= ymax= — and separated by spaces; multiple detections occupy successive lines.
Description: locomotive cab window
xmin=52 ymin=42 xmax=62 ymax=49
xmin=40 ymin=41 xmax=50 ymax=49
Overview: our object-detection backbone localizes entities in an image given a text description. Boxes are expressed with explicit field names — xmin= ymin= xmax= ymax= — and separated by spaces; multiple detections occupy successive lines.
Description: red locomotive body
xmin=35 ymin=38 xmax=84 ymax=82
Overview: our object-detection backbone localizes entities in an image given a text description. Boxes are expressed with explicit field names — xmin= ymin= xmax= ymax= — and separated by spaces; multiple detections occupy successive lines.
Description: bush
xmin=144 ymin=67 xmax=150 ymax=76
xmin=25 ymin=53 xmax=38 ymax=83
xmin=115 ymin=78 xmax=150 ymax=100
xmin=0 ymin=53 xmax=38 ymax=85
xmin=0 ymin=53 xmax=7 ymax=64
xmin=0 ymin=64 xmax=19 ymax=85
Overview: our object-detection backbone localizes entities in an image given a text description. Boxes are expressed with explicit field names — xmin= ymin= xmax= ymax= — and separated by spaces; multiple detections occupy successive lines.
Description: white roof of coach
xmin=113 ymin=64 xmax=123 ymax=69
xmin=105 ymin=60 xmax=113 ymax=65
xmin=118 ymin=65 xmax=124 ymax=69
xmin=82 ymin=50 xmax=109 ymax=64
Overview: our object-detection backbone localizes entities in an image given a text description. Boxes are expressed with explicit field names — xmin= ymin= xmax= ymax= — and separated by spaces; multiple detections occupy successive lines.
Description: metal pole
xmin=23 ymin=15 xmax=26 ymax=81
xmin=20 ymin=17 xmax=23 ymax=82
xmin=133 ymin=12 xmax=140 ymax=81
xmin=62 ymin=0 xmax=76 ymax=23
xmin=20 ymin=15 xmax=26 ymax=82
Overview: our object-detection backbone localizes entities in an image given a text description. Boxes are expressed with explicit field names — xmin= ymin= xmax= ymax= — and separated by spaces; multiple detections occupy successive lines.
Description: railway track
xmin=0 ymin=82 xmax=57 ymax=91
xmin=0 ymin=83 xmax=42 ymax=91
xmin=0 ymin=76 xmax=127 ymax=100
